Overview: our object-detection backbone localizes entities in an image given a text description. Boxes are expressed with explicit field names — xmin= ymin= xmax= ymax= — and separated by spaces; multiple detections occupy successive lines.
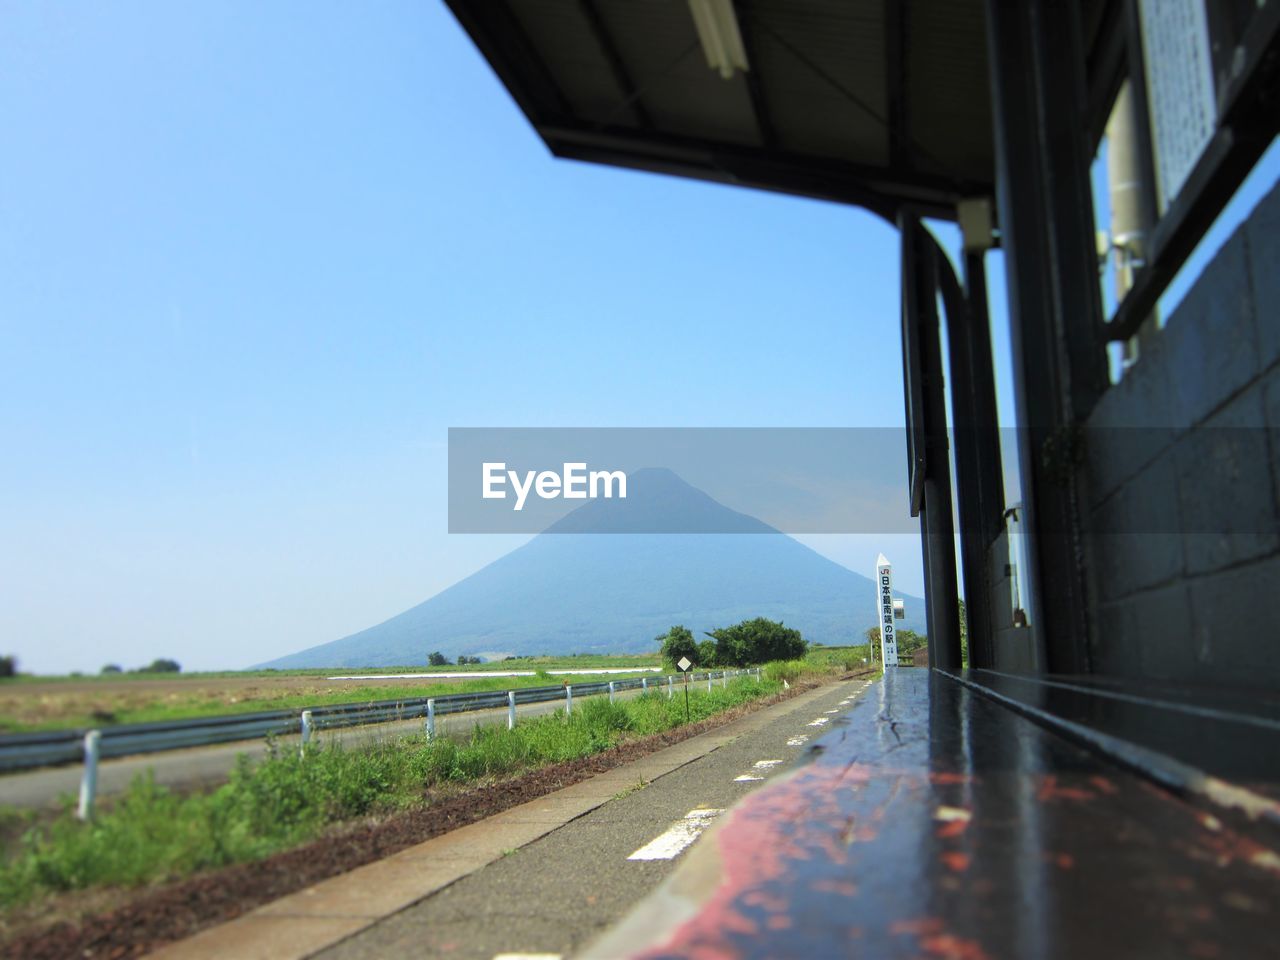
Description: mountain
xmin=256 ymin=468 xmax=926 ymax=668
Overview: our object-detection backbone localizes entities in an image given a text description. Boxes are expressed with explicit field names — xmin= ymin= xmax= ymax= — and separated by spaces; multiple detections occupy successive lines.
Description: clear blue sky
xmin=1 ymin=3 xmax=1274 ymax=674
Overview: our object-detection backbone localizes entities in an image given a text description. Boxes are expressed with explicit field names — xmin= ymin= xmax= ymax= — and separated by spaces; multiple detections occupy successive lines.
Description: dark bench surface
xmin=640 ymin=669 xmax=1279 ymax=960
xmin=960 ymin=668 xmax=1280 ymax=802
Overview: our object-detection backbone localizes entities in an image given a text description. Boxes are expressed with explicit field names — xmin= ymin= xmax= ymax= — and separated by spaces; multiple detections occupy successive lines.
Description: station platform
xmin=587 ymin=667 xmax=1280 ymax=959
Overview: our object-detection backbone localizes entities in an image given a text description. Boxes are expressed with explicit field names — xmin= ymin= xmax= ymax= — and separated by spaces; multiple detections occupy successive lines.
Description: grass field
xmin=0 ymin=648 xmax=874 ymax=734
xmin=0 ymin=656 xmax=662 ymax=733
xmin=0 ymin=673 xmax=794 ymax=914
xmin=3 ymin=654 xmax=661 ymax=687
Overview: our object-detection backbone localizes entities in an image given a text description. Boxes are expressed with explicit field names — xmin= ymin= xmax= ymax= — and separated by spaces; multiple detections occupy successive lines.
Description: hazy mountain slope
xmin=258 ymin=469 xmax=924 ymax=668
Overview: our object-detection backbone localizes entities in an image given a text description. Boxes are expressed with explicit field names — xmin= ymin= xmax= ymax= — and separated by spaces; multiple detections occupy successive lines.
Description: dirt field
xmin=0 ymin=674 xmax=450 ymax=731
xmin=0 ymin=665 xmax=656 ymax=733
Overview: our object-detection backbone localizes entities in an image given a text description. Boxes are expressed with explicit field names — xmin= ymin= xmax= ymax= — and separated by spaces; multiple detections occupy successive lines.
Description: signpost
xmin=677 ymin=656 xmax=692 ymax=723
xmin=876 ymin=554 xmax=899 ymax=667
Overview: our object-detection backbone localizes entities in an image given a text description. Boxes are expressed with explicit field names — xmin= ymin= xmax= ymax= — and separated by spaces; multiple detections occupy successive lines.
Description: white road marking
xmin=753 ymin=759 xmax=783 ymax=769
xmin=824 ymin=709 xmax=840 ymax=714
xmin=733 ymin=775 xmax=764 ymax=782
xmin=786 ymin=736 xmax=808 ymax=746
xmin=628 ymin=808 xmax=723 ymax=861
xmin=807 ymin=717 xmax=830 ymax=727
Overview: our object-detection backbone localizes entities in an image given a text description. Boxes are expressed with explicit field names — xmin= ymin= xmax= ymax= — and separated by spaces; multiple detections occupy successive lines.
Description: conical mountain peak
xmin=543 ymin=467 xmax=775 ymax=534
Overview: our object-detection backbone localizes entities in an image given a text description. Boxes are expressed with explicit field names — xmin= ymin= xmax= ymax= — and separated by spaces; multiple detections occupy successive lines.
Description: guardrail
xmin=0 ymin=668 xmax=757 ymax=777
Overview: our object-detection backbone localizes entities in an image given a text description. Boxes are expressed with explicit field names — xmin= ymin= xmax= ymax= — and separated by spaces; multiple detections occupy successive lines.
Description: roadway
xmin=310 ymin=676 xmax=872 ymax=960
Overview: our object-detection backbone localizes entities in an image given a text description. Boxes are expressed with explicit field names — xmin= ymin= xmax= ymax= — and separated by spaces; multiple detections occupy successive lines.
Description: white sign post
xmin=677 ymin=656 xmax=692 ymax=722
xmin=876 ymin=554 xmax=898 ymax=667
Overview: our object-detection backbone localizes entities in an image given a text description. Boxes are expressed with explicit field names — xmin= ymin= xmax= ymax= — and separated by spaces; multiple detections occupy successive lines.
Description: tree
xmin=0 ymin=655 xmax=16 ymax=679
xmin=864 ymin=626 xmax=881 ymax=659
xmin=141 ymin=658 xmax=180 ymax=673
xmin=456 ymin=654 xmax=482 ymax=665
xmin=655 ymin=625 xmax=698 ymax=668
xmin=100 ymin=664 xmax=122 ymax=675
xmin=697 ymin=639 xmax=718 ymax=667
xmin=428 ymin=651 xmax=447 ymax=667
xmin=896 ymin=630 xmax=927 ymax=658
xmin=706 ymin=617 xmax=806 ymax=667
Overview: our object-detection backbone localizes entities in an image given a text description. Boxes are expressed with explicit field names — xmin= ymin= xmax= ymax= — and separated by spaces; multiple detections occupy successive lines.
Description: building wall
xmin=1081 ymin=179 xmax=1280 ymax=686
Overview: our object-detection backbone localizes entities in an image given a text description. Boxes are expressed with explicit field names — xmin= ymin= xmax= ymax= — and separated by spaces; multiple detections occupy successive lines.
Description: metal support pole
xmin=707 ymin=675 xmax=712 ymax=693
xmin=508 ymin=690 xmax=516 ymax=730
xmin=932 ymin=237 xmax=1005 ymax=670
xmin=1107 ymin=79 xmax=1158 ymax=362
xmin=426 ymin=698 xmax=436 ymax=740
xmin=300 ymin=709 xmax=313 ymax=757
xmin=642 ymin=677 xmax=648 ymax=693
xmin=77 ymin=730 xmax=101 ymax=822
xmin=984 ymin=0 xmax=1109 ymax=674
xmin=608 ymin=681 xmax=616 ymax=703
xmin=566 ymin=684 xmax=573 ymax=715
xmin=900 ymin=214 xmax=962 ymax=671
xmin=667 ymin=675 xmax=674 ymax=699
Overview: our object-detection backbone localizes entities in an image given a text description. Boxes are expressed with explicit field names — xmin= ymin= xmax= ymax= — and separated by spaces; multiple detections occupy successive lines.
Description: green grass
xmin=0 ymin=670 xmax=663 ymax=733
xmin=753 ymin=645 xmax=876 ymax=685
xmin=802 ymin=644 xmax=875 ymax=672
xmin=5 ymin=654 xmax=663 ymax=686
xmin=0 ymin=676 xmax=781 ymax=910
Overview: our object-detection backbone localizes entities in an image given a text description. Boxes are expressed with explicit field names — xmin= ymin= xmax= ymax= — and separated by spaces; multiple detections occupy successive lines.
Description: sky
xmin=1 ymin=3 xmax=1275 ymax=675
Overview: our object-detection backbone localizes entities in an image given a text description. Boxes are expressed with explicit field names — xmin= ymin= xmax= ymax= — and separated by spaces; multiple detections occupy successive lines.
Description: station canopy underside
xmin=446 ymin=0 xmax=1112 ymax=220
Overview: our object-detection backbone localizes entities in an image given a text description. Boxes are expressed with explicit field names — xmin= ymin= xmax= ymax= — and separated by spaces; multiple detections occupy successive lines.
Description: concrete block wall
xmin=1082 ymin=179 xmax=1280 ymax=686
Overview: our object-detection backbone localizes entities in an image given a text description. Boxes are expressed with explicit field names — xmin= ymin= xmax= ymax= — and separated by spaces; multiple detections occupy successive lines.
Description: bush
xmin=707 ymin=618 xmax=806 ymax=667
xmin=696 ymin=640 xmax=717 ymax=667
xmin=427 ymin=652 xmax=447 ymax=667
xmin=655 ymin=625 xmax=697 ymax=668
xmin=135 ymin=659 xmax=180 ymax=674
xmin=0 ymin=656 xmax=15 ymax=679
xmin=100 ymin=664 xmax=123 ymax=675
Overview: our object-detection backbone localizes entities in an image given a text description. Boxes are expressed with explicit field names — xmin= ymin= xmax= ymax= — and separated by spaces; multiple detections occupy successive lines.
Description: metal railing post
xmin=426 ymin=698 xmax=435 ymax=740
xmin=642 ymin=677 xmax=648 ymax=693
xmin=707 ymin=675 xmax=713 ymax=693
xmin=508 ymin=690 xmax=516 ymax=730
xmin=566 ymin=684 xmax=573 ymax=715
xmin=77 ymin=730 xmax=101 ymax=822
xmin=300 ymin=710 xmax=313 ymax=757
xmin=668 ymin=675 xmax=674 ymax=699
xmin=608 ymin=681 xmax=616 ymax=703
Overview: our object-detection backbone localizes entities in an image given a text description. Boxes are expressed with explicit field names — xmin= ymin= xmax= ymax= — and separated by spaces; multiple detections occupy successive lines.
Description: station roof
xmin=445 ymin=1 xmax=1116 ymax=221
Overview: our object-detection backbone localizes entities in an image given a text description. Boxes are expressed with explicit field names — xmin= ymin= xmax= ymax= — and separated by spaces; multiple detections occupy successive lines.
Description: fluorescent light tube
xmin=688 ymin=0 xmax=749 ymax=79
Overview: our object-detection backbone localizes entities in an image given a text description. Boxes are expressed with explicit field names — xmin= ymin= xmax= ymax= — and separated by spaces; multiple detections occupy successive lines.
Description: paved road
xmin=315 ymin=676 xmax=873 ymax=960
xmin=0 ymin=687 xmax=649 ymax=809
